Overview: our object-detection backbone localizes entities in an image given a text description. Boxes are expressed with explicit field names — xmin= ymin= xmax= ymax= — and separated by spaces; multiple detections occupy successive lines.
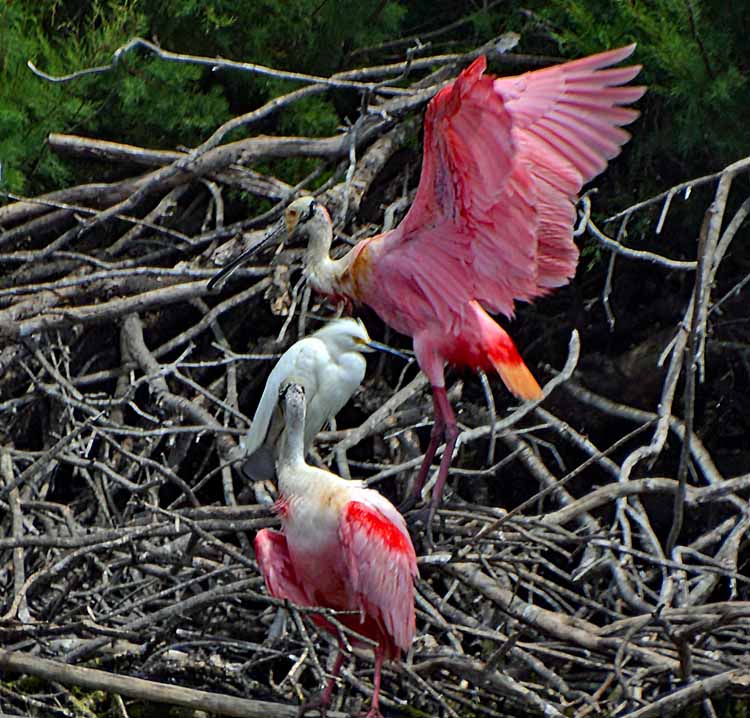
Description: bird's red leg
xmin=426 ymin=386 xmax=458 ymax=526
xmin=401 ymin=386 xmax=458 ymax=545
xmin=365 ymin=648 xmax=385 ymax=718
xmin=298 ymin=650 xmax=345 ymax=718
xmin=400 ymin=401 xmax=445 ymax=512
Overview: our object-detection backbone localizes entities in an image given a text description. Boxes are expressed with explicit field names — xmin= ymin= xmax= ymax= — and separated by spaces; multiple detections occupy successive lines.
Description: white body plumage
xmin=241 ymin=318 xmax=375 ymax=480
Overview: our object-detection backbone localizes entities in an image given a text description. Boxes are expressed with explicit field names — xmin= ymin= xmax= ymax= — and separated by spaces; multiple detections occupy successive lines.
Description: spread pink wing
xmin=381 ymin=45 xmax=644 ymax=320
xmin=338 ymin=497 xmax=418 ymax=654
xmin=254 ymin=528 xmax=310 ymax=606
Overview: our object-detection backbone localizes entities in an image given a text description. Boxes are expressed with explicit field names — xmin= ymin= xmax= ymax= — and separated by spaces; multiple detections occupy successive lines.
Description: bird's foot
xmin=351 ymin=708 xmax=383 ymax=718
xmin=404 ymin=506 xmax=438 ymax=551
xmin=298 ymin=697 xmax=330 ymax=718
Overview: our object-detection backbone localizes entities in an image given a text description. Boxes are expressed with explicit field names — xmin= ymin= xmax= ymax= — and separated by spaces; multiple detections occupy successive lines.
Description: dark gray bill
xmin=207 ymin=221 xmax=284 ymax=292
xmin=366 ymin=340 xmax=411 ymax=361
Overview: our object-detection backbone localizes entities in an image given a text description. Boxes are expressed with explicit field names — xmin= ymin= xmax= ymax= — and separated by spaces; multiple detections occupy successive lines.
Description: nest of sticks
xmin=2 ymin=39 xmax=750 ymax=718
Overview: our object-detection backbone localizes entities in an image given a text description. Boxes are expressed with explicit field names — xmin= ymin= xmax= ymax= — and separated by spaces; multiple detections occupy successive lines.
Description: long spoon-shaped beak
xmin=207 ymin=220 xmax=285 ymax=292
xmin=365 ymin=339 xmax=412 ymax=361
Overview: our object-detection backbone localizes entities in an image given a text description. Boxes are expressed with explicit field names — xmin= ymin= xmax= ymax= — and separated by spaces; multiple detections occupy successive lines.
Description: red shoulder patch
xmin=345 ymin=501 xmax=411 ymax=553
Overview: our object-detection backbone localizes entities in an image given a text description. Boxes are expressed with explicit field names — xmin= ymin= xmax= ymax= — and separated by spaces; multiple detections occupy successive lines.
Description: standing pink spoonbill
xmin=254 ymin=382 xmax=418 ymax=717
xmin=212 ymin=45 xmax=645 ymax=523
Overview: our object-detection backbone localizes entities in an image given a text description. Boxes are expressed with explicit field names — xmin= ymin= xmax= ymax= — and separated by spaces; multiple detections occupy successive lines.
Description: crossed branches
xmin=2 ymin=38 xmax=750 ymax=718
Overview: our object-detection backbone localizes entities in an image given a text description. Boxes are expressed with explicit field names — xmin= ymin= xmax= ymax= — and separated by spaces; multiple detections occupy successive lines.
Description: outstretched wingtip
xmin=600 ymin=42 xmax=639 ymax=63
xmin=565 ymin=42 xmax=640 ymax=72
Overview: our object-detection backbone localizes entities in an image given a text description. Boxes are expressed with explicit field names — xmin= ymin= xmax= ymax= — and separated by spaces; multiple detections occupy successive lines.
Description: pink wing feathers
xmin=377 ymin=45 xmax=644 ymax=322
xmin=254 ymin=528 xmax=311 ymax=606
xmin=493 ymin=44 xmax=644 ymax=291
xmin=338 ymin=498 xmax=418 ymax=655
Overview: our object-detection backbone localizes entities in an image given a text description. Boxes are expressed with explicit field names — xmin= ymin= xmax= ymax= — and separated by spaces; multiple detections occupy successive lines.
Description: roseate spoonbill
xmin=254 ymin=382 xmax=418 ymax=718
xmin=213 ymin=45 xmax=645 ymax=524
xmin=241 ymin=318 xmax=398 ymax=481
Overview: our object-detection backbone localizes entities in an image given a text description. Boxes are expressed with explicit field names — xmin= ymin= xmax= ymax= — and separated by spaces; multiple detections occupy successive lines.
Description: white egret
xmin=241 ymin=317 xmax=397 ymax=481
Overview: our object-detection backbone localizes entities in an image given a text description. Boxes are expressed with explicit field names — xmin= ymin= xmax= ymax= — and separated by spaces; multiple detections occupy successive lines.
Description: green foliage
xmin=537 ymin=0 xmax=749 ymax=177
xmin=109 ymin=60 xmax=229 ymax=146
xmin=1 ymin=1 xmax=244 ymax=193
xmin=3 ymin=0 xmax=748 ymax=200
xmin=143 ymin=0 xmax=406 ymax=72
xmin=0 ymin=0 xmax=412 ymax=195
xmin=0 ymin=0 xmax=147 ymax=192
xmin=275 ymin=93 xmax=339 ymax=138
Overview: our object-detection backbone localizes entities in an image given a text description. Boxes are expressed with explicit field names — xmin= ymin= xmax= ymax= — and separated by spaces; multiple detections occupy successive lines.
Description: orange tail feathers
xmin=491 ymin=354 xmax=543 ymax=401
xmin=466 ymin=301 xmax=544 ymax=400
xmin=473 ymin=306 xmax=543 ymax=400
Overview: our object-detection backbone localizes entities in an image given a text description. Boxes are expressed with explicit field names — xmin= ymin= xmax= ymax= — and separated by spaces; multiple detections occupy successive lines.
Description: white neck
xmin=301 ymin=214 xmax=352 ymax=295
xmin=278 ymin=388 xmax=306 ymax=470
xmin=305 ymin=253 xmax=340 ymax=295
xmin=276 ymin=385 xmax=364 ymax=509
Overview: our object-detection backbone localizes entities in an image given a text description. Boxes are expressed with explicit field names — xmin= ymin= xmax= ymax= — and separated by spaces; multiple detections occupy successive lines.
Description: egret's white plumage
xmin=241 ymin=318 xmax=376 ymax=481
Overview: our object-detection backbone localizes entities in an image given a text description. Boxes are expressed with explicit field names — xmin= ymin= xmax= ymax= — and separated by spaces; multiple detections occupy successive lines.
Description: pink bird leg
xmin=255 ymin=494 xmax=418 ymax=717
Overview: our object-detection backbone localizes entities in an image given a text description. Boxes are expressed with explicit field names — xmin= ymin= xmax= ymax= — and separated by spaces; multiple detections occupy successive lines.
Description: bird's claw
xmin=404 ymin=505 xmax=438 ymax=551
xmin=298 ymin=698 xmax=330 ymax=718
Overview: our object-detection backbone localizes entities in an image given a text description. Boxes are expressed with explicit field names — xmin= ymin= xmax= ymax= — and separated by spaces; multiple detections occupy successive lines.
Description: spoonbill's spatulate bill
xmin=241 ymin=318 xmax=389 ymax=481
xmin=215 ymin=45 xmax=645 ymax=524
xmin=254 ymin=383 xmax=418 ymax=718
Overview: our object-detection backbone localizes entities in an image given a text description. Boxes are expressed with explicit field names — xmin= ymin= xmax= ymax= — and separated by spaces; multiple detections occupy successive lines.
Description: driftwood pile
xmin=1 ymin=39 xmax=750 ymax=718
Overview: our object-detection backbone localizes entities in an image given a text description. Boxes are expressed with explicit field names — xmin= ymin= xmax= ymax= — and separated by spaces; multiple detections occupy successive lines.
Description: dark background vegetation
xmin=3 ymin=0 xmax=749 ymax=194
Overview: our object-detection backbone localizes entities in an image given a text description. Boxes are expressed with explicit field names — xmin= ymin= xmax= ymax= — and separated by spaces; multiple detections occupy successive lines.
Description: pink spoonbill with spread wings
xmin=254 ymin=382 xmax=418 ymax=718
xmin=213 ymin=45 xmax=645 ymax=525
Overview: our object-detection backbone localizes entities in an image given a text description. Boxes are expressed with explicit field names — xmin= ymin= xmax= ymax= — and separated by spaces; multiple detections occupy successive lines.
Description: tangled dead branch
xmin=2 ymin=39 xmax=750 ymax=718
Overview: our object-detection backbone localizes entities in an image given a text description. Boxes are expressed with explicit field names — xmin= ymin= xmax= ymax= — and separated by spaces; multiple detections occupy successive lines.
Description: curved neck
xmin=278 ymin=386 xmax=306 ymax=469
xmin=302 ymin=214 xmax=345 ymax=295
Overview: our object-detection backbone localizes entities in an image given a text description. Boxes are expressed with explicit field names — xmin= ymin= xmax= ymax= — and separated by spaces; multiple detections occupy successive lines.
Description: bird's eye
xmin=300 ymin=200 xmax=317 ymax=224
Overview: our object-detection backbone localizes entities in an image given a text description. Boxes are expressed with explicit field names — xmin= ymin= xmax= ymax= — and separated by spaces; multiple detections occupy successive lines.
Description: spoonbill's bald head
xmin=279 ymin=381 xmax=306 ymax=410
xmin=285 ymin=196 xmax=329 ymax=237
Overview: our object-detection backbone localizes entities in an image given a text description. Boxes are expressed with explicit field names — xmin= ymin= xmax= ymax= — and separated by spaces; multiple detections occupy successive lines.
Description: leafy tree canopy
xmin=1 ymin=0 xmax=747 ymax=195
